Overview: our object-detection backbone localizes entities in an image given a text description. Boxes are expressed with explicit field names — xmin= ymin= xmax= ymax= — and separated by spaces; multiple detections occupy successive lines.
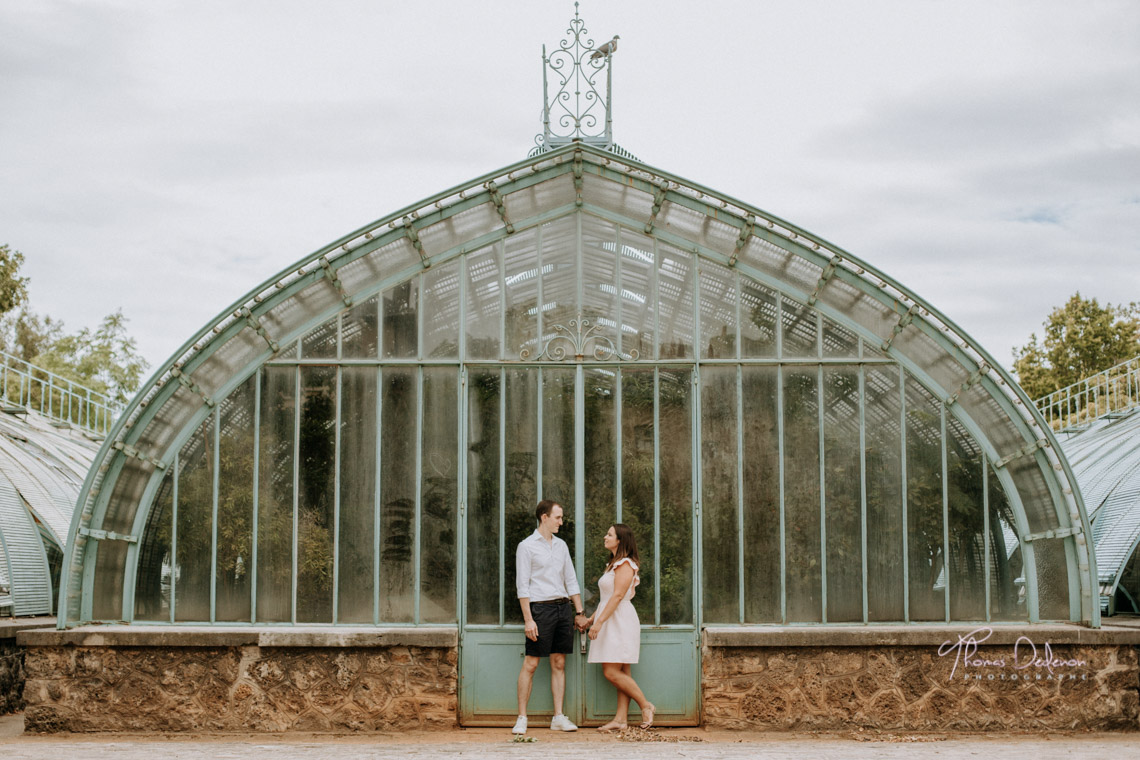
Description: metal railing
xmin=1035 ymin=356 xmax=1140 ymax=432
xmin=0 ymin=350 xmax=119 ymax=435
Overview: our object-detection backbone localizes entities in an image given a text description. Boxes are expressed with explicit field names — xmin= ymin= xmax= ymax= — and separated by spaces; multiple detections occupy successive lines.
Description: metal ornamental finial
xmin=533 ymin=3 xmax=616 ymax=154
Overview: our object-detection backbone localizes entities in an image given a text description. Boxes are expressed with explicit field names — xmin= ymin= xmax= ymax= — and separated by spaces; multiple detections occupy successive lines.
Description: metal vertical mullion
xmin=692 ymin=365 xmax=703 ymax=628
xmin=736 ymin=364 xmax=744 ymax=623
xmin=498 ymin=241 xmax=506 ymax=360
xmin=899 ymin=365 xmax=910 ymax=623
xmin=983 ymin=454 xmax=992 ymax=623
xmin=615 ymin=224 xmax=624 ymax=359
xmin=373 ymin=366 xmax=382 ymax=625
xmin=170 ymin=453 xmax=179 ymax=623
xmin=615 ymin=367 xmax=623 ymax=523
xmin=209 ymin=405 xmax=220 ymax=623
xmin=291 ymin=367 xmax=300 ymax=624
xmin=817 ymin=365 xmax=826 ymax=623
xmin=651 ymin=239 xmax=660 ymax=360
xmin=537 ymin=367 xmax=544 ymax=502
xmin=499 ymin=367 xmax=507 ymax=627
xmin=457 ymin=364 xmax=467 ymax=631
xmin=859 ymin=366 xmax=868 ymax=623
xmin=941 ymin=404 xmax=950 ymax=623
xmin=251 ymin=370 xmax=261 ymax=623
xmin=776 ymin=302 xmax=787 ymax=624
xmin=458 ymin=255 xmax=467 ymax=360
xmin=574 ymin=364 xmax=585 ymax=592
xmin=332 ymin=367 xmax=343 ymax=624
xmin=653 ymin=368 xmax=661 ymax=626
xmin=537 ymin=225 xmax=544 ymax=351
xmin=414 ymin=367 xmax=424 ymax=624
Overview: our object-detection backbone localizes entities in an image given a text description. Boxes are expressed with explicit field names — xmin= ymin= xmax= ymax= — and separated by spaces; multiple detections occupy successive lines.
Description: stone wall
xmin=20 ymin=628 xmax=458 ymax=733
xmin=704 ymin=628 xmax=1140 ymax=731
xmin=0 ymin=640 xmax=25 ymax=715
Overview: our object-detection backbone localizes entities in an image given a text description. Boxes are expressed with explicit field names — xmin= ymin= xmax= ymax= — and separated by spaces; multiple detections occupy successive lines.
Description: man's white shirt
xmin=516 ymin=530 xmax=581 ymax=601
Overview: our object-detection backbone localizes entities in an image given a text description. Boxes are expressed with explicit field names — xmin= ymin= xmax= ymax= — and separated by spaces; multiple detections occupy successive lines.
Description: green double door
xmin=459 ymin=364 xmax=700 ymax=726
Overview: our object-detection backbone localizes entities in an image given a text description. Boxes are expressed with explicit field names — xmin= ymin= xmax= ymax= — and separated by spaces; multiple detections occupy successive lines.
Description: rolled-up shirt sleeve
xmin=560 ymin=541 xmax=581 ymax=597
xmin=516 ymin=540 xmax=531 ymax=599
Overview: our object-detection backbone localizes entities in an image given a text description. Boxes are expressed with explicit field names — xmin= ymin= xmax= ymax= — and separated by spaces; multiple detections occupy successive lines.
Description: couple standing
xmin=513 ymin=499 xmax=655 ymax=735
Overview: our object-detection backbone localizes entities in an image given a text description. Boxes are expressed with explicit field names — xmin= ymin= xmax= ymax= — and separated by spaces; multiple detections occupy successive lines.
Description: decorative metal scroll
xmin=521 ymin=315 xmax=638 ymax=361
xmin=534 ymin=2 xmax=614 ymax=152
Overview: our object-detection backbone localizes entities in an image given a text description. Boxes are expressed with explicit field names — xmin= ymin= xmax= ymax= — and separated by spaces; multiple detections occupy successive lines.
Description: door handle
xmin=580 ymin=631 xmax=587 ymax=655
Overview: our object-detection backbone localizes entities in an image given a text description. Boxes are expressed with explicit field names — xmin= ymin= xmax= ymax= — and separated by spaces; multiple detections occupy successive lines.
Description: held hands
xmin=574 ymin=613 xmax=590 ymax=632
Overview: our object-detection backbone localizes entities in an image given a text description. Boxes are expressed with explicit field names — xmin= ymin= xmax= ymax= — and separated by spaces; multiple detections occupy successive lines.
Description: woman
xmin=585 ymin=523 xmax=656 ymax=731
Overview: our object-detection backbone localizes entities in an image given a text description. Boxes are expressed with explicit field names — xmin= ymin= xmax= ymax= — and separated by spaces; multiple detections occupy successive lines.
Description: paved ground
xmin=0 ymin=715 xmax=1135 ymax=760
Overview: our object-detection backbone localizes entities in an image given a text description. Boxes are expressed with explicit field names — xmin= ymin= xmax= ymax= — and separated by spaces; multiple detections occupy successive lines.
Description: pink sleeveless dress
xmin=587 ymin=558 xmax=640 ymax=664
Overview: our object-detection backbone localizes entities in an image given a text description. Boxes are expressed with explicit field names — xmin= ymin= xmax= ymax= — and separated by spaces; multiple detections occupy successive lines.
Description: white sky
xmin=3 ymin=0 xmax=1138 ymax=376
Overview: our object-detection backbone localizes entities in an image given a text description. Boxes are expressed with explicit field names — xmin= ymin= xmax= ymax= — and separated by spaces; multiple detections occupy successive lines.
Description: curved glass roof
xmin=1056 ymin=408 xmax=1140 ymax=612
xmin=59 ymin=143 xmax=1096 ymax=626
xmin=0 ymin=409 xmax=98 ymax=615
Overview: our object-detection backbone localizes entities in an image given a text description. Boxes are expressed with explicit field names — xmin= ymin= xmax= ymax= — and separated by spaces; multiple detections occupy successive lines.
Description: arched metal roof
xmin=60 ymin=143 xmax=1096 ymax=626
xmin=1056 ymin=408 xmax=1140 ymax=611
xmin=0 ymin=410 xmax=99 ymax=616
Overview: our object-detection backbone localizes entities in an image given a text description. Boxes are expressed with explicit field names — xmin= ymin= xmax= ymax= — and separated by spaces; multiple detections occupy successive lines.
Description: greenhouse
xmin=20 ymin=9 xmax=1139 ymax=734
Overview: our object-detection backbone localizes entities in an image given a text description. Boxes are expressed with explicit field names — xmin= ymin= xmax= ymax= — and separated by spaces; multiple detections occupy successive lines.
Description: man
xmin=513 ymin=499 xmax=589 ymax=735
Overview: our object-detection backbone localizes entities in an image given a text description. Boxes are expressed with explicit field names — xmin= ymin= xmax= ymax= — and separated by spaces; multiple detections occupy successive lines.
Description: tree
xmin=1013 ymin=293 xmax=1140 ymax=400
xmin=0 ymin=244 xmax=30 ymax=315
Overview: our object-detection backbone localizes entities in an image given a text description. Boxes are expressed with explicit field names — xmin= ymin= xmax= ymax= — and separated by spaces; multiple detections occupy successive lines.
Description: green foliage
xmin=0 ymin=244 xmax=30 ymax=315
xmin=1013 ymin=292 xmax=1140 ymax=400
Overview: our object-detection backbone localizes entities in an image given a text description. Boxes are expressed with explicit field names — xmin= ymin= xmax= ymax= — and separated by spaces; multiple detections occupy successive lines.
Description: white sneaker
xmin=550 ymin=714 xmax=578 ymax=731
xmin=512 ymin=715 xmax=527 ymax=734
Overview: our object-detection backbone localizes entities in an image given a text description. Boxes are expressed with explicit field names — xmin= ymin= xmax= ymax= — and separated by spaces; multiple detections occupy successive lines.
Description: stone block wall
xmin=23 ymin=644 xmax=457 ymax=732
xmin=704 ymin=643 xmax=1140 ymax=731
xmin=0 ymin=640 xmax=25 ymax=715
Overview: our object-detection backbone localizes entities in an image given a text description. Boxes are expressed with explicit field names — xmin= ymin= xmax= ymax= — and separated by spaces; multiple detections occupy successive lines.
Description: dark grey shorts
xmin=526 ymin=601 xmax=574 ymax=657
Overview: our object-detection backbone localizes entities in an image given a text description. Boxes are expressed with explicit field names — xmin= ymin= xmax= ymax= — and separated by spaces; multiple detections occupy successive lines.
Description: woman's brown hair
xmin=606 ymin=523 xmax=640 ymax=572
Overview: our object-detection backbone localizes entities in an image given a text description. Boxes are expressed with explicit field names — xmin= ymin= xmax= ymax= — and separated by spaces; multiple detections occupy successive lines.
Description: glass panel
xmin=1035 ymin=537 xmax=1071 ymax=620
xmin=175 ymin=415 xmax=213 ymax=622
xmin=257 ymin=366 xmax=295 ymax=623
xmin=466 ymin=368 xmax=500 ymax=624
xmin=216 ymin=376 xmax=255 ymax=622
xmin=742 ymin=365 xmax=780 ymax=623
xmin=824 ymin=367 xmax=862 ymax=622
xmin=988 ymin=467 xmax=1024 ymax=620
xmin=382 ymin=280 xmax=418 ymax=359
xmin=947 ymin=421 xmax=985 ymax=620
xmin=301 ymin=313 xmax=338 ymax=359
xmin=296 ymin=366 xmax=335 ymax=623
xmin=583 ymin=368 xmax=616 ymax=610
xmin=699 ymin=263 xmax=737 ymax=359
xmin=421 ymin=367 xmax=458 ymax=623
xmin=621 ymin=369 xmax=655 ymax=622
xmin=619 ymin=229 xmax=655 ymax=360
xmin=701 ymin=365 xmax=738 ymax=623
xmin=504 ymin=368 xmax=539 ymax=624
xmin=503 ymin=228 xmax=539 ymax=360
xmin=465 ymin=247 xmax=502 ymax=360
xmin=380 ymin=367 xmax=417 ymax=622
xmin=741 ymin=280 xmax=777 ymax=358
xmin=657 ymin=245 xmax=694 ymax=359
xmin=784 ymin=367 xmax=822 ymax=622
xmin=581 ymin=217 xmax=621 ymax=350
xmin=541 ymin=367 xmax=575 ymax=519
xmin=658 ymin=368 xmax=693 ymax=624
xmin=134 ymin=471 xmax=173 ymax=621
xmin=422 ymin=261 xmax=460 ymax=359
xmin=782 ymin=298 xmax=818 ymax=358
xmin=906 ymin=376 xmax=945 ymax=621
xmin=865 ymin=367 xmax=905 ymax=621
xmin=822 ymin=313 xmax=860 ymax=358
xmin=539 ymin=217 xmax=579 ymax=336
xmin=338 ymin=366 xmax=377 ymax=623
xmin=341 ymin=295 xmax=378 ymax=359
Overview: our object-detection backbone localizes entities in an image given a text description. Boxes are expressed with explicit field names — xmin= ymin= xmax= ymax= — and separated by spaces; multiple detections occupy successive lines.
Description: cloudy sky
xmin=3 ymin=0 xmax=1138 ymax=378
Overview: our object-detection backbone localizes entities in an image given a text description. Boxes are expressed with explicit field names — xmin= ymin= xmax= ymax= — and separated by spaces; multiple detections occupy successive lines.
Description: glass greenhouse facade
xmin=62 ymin=144 xmax=1095 ymax=634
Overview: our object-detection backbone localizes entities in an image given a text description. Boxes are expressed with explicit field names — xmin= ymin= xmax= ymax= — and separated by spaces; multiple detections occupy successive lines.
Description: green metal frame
xmin=59 ymin=143 xmax=1097 ymax=628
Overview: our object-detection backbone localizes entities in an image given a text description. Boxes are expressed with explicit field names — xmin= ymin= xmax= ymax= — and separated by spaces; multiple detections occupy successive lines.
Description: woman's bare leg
xmin=602 ymin=663 xmax=654 ymax=727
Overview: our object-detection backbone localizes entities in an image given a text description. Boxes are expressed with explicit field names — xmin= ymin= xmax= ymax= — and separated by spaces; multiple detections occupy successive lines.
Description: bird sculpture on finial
xmin=591 ymin=34 xmax=619 ymax=60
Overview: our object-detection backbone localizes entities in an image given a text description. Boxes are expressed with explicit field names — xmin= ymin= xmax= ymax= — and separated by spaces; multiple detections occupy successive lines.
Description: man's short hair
xmin=536 ymin=499 xmax=560 ymax=524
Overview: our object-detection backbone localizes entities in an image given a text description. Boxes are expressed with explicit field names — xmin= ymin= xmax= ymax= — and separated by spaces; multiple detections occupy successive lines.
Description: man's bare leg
xmin=517 ymin=656 xmax=539 ymax=717
xmin=550 ymin=653 xmax=566 ymax=715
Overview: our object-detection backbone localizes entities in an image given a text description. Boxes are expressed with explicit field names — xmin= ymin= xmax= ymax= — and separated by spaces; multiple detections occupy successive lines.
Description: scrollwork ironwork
xmin=536 ymin=2 xmax=613 ymax=150
xmin=521 ymin=314 xmax=638 ymax=362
